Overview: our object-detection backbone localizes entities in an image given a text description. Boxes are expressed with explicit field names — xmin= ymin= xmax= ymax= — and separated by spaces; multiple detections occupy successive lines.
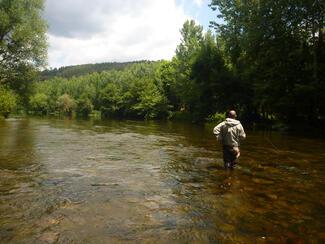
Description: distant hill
xmin=40 ymin=60 xmax=152 ymax=80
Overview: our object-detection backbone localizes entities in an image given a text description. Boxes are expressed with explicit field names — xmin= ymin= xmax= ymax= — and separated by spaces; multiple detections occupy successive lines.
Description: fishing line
xmin=265 ymin=136 xmax=280 ymax=153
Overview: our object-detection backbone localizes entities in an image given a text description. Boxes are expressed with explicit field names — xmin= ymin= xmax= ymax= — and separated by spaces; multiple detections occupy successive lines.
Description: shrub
xmin=76 ymin=97 xmax=93 ymax=117
xmin=56 ymin=94 xmax=76 ymax=116
xmin=29 ymin=93 xmax=49 ymax=115
xmin=206 ymin=112 xmax=226 ymax=124
xmin=0 ymin=88 xmax=17 ymax=118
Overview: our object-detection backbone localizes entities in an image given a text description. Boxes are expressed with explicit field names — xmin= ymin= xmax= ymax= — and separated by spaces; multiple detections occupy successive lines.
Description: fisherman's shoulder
xmin=216 ymin=121 xmax=226 ymax=127
xmin=225 ymin=118 xmax=241 ymax=126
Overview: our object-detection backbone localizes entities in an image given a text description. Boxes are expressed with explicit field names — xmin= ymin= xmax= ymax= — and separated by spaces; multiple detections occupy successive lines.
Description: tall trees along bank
xmin=210 ymin=0 xmax=324 ymax=125
xmin=0 ymin=0 xmax=47 ymax=117
xmin=1 ymin=0 xmax=323 ymax=127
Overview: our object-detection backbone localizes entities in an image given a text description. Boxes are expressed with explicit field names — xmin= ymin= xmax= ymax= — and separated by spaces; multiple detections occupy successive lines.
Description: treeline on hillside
xmin=40 ymin=61 xmax=150 ymax=80
xmin=30 ymin=62 xmax=169 ymax=119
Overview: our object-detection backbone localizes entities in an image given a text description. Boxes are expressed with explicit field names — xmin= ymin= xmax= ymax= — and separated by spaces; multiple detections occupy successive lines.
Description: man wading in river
xmin=213 ymin=110 xmax=246 ymax=169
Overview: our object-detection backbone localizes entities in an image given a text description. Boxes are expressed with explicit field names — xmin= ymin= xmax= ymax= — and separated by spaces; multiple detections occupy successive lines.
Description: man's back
xmin=213 ymin=118 xmax=246 ymax=147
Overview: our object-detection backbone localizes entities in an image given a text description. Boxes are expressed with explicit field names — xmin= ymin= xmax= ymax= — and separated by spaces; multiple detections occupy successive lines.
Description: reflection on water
xmin=0 ymin=118 xmax=324 ymax=243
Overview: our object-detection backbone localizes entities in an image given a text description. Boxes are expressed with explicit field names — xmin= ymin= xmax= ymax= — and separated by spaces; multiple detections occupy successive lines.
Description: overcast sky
xmin=44 ymin=0 xmax=217 ymax=68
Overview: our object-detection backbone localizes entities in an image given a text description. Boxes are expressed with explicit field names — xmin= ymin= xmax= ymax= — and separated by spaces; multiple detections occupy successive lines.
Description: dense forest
xmin=40 ymin=61 xmax=149 ymax=80
xmin=0 ymin=0 xmax=324 ymax=127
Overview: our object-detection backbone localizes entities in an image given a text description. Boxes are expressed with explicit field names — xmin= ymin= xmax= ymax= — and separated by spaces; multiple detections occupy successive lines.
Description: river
xmin=0 ymin=118 xmax=324 ymax=243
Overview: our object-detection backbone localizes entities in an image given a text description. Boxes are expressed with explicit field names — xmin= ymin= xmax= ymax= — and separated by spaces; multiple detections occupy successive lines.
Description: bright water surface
xmin=0 ymin=118 xmax=324 ymax=243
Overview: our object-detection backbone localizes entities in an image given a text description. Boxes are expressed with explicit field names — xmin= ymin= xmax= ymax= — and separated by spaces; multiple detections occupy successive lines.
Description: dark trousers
xmin=223 ymin=146 xmax=238 ymax=169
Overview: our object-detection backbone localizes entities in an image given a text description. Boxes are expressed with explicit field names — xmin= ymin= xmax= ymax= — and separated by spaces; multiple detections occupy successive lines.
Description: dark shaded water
xmin=0 ymin=118 xmax=324 ymax=243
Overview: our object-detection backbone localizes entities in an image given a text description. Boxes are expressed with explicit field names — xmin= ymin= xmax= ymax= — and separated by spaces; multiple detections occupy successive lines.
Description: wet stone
xmin=38 ymin=232 xmax=59 ymax=244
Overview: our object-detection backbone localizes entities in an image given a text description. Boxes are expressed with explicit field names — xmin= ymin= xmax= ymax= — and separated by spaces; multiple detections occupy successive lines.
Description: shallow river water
xmin=0 ymin=118 xmax=324 ymax=243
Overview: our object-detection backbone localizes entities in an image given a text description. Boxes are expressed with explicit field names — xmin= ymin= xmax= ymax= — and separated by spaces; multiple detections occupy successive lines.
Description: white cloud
xmin=45 ymin=0 xmax=190 ymax=68
xmin=192 ymin=0 xmax=205 ymax=7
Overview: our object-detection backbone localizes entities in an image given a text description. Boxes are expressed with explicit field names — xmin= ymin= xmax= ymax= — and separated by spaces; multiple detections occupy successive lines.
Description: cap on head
xmin=227 ymin=110 xmax=237 ymax=119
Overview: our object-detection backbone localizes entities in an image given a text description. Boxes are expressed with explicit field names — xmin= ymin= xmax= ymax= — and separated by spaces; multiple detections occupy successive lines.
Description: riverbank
xmin=3 ymin=112 xmax=325 ymax=139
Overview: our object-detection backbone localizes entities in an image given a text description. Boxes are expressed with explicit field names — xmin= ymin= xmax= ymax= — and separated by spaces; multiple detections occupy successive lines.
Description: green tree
xmin=155 ymin=60 xmax=178 ymax=108
xmin=132 ymin=80 xmax=168 ymax=119
xmin=1 ymin=0 xmax=47 ymax=113
xmin=56 ymin=94 xmax=76 ymax=116
xmin=99 ymin=81 xmax=125 ymax=117
xmin=29 ymin=93 xmax=48 ymax=115
xmin=0 ymin=0 xmax=47 ymax=82
xmin=190 ymin=31 xmax=231 ymax=119
xmin=210 ymin=0 xmax=324 ymax=124
xmin=173 ymin=20 xmax=204 ymax=113
xmin=0 ymin=87 xmax=16 ymax=118
xmin=76 ymin=95 xmax=93 ymax=117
